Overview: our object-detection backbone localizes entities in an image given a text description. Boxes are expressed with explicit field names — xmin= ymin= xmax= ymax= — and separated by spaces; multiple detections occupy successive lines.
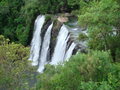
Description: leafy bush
xmin=0 ymin=35 xmax=36 ymax=90
xmin=78 ymin=0 xmax=120 ymax=61
xmin=36 ymin=50 xmax=120 ymax=90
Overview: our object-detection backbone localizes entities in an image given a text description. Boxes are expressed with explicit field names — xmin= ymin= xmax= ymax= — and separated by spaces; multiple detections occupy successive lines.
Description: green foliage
xmin=0 ymin=35 xmax=10 ymax=45
xmin=0 ymin=35 xmax=36 ymax=90
xmin=36 ymin=50 xmax=120 ymax=90
xmin=23 ymin=0 xmax=65 ymax=14
xmin=67 ymin=0 xmax=80 ymax=11
xmin=0 ymin=0 xmax=26 ymax=44
xmin=78 ymin=33 xmax=88 ymax=41
xmin=78 ymin=0 xmax=120 ymax=61
xmin=78 ymin=81 xmax=113 ymax=90
xmin=115 ymin=49 xmax=120 ymax=62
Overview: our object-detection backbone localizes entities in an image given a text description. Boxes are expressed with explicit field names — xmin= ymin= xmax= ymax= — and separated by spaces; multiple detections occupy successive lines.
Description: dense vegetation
xmin=0 ymin=35 xmax=36 ymax=90
xmin=78 ymin=0 xmax=120 ymax=62
xmin=36 ymin=51 xmax=120 ymax=90
xmin=0 ymin=0 xmax=120 ymax=90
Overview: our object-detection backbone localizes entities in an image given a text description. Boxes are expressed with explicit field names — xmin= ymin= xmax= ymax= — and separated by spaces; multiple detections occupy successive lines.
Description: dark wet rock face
xmin=73 ymin=44 xmax=88 ymax=55
xmin=41 ymin=20 xmax=52 ymax=42
xmin=49 ymin=21 xmax=63 ymax=61
xmin=66 ymin=36 xmax=73 ymax=50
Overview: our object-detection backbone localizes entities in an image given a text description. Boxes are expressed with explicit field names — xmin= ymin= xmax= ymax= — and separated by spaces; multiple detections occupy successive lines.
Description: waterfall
xmin=29 ymin=15 xmax=45 ymax=66
xmin=37 ymin=23 xmax=53 ymax=73
xmin=29 ymin=15 xmax=79 ymax=72
xmin=65 ymin=42 xmax=76 ymax=61
xmin=50 ymin=25 xmax=70 ymax=65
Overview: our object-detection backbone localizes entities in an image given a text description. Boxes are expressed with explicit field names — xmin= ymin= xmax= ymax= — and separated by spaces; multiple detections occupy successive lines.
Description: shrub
xmin=0 ymin=35 xmax=36 ymax=89
xmin=36 ymin=50 xmax=120 ymax=90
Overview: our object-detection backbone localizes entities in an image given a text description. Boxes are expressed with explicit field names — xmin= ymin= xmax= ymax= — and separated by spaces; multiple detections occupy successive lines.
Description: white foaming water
xmin=65 ymin=42 xmax=76 ymax=61
xmin=29 ymin=15 xmax=80 ymax=73
xmin=50 ymin=25 xmax=69 ymax=65
xmin=29 ymin=15 xmax=45 ymax=66
xmin=37 ymin=23 xmax=53 ymax=73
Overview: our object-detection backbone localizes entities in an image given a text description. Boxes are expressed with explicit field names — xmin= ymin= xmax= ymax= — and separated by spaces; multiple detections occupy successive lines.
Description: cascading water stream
xmin=37 ymin=23 xmax=53 ymax=73
xmin=29 ymin=15 xmax=45 ymax=66
xmin=50 ymin=25 xmax=70 ymax=65
xmin=65 ymin=42 xmax=76 ymax=61
xmin=29 ymin=15 xmax=80 ymax=72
